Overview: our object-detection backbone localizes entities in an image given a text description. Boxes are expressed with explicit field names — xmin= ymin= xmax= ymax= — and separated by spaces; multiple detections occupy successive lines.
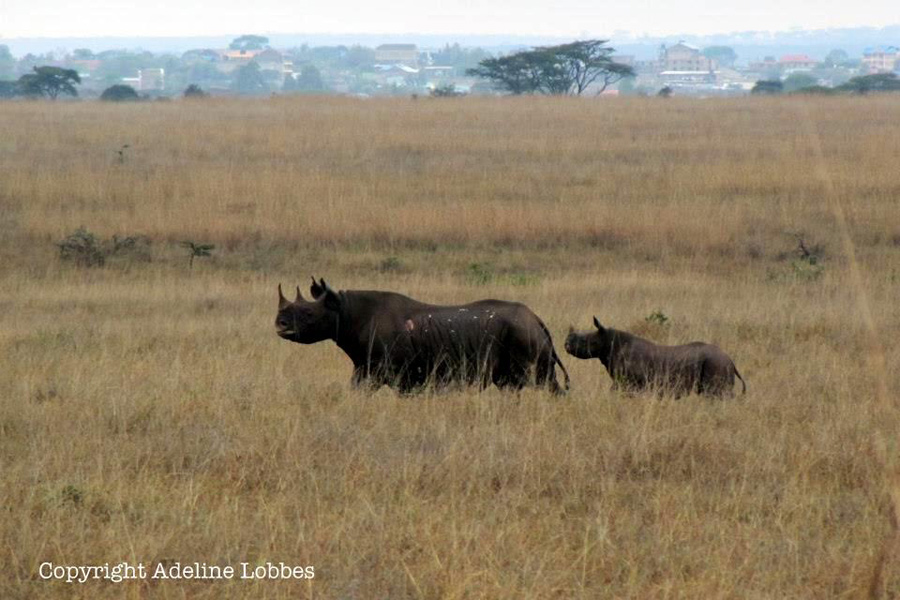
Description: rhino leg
xmin=534 ymin=349 xmax=565 ymax=395
xmin=697 ymin=360 xmax=734 ymax=398
xmin=492 ymin=356 xmax=529 ymax=391
xmin=351 ymin=365 xmax=386 ymax=393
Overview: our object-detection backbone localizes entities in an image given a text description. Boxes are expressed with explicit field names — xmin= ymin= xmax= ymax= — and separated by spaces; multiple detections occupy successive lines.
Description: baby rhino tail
xmin=733 ymin=363 xmax=747 ymax=395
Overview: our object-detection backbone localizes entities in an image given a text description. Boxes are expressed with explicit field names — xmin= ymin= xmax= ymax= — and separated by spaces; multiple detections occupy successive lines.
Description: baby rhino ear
xmin=593 ymin=316 xmax=605 ymax=332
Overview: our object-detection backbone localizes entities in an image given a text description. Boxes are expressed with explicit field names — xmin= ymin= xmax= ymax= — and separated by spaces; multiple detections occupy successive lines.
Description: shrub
xmin=430 ymin=84 xmax=464 ymax=98
xmin=379 ymin=256 xmax=403 ymax=273
xmin=751 ymin=80 xmax=783 ymax=95
xmin=465 ymin=263 xmax=494 ymax=285
xmin=183 ymin=84 xmax=207 ymax=98
xmin=110 ymin=234 xmax=152 ymax=262
xmin=100 ymin=84 xmax=139 ymax=102
xmin=180 ymin=241 xmax=215 ymax=269
xmin=57 ymin=227 xmax=105 ymax=267
xmin=645 ymin=310 xmax=670 ymax=326
xmin=57 ymin=228 xmax=152 ymax=267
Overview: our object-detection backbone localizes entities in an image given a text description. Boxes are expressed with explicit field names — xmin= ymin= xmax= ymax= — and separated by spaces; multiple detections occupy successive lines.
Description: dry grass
xmin=1 ymin=95 xmax=899 ymax=598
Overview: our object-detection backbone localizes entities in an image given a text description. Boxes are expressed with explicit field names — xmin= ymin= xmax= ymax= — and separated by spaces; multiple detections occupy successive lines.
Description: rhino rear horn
xmin=593 ymin=316 xmax=605 ymax=332
xmin=295 ymin=286 xmax=305 ymax=303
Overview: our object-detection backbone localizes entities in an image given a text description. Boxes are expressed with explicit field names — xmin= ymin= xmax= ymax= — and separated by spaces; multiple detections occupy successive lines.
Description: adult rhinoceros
xmin=275 ymin=278 xmax=570 ymax=394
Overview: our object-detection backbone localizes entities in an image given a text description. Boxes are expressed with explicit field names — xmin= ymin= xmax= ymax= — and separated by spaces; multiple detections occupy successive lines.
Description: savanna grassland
xmin=1 ymin=95 xmax=899 ymax=598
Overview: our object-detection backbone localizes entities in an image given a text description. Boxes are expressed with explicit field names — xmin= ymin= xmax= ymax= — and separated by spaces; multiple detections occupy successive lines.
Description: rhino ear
xmin=319 ymin=278 xmax=341 ymax=310
xmin=310 ymin=276 xmax=324 ymax=299
xmin=593 ymin=316 xmax=605 ymax=332
xmin=295 ymin=286 xmax=305 ymax=303
xmin=278 ymin=284 xmax=290 ymax=310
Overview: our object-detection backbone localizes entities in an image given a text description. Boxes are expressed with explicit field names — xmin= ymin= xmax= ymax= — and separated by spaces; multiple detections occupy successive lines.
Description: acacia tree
xmin=229 ymin=35 xmax=269 ymax=51
xmin=18 ymin=66 xmax=81 ymax=100
xmin=0 ymin=45 xmax=15 ymax=79
xmin=295 ymin=64 xmax=326 ymax=92
xmin=466 ymin=52 xmax=548 ymax=94
xmin=547 ymin=40 xmax=635 ymax=94
xmin=467 ymin=40 xmax=633 ymax=96
xmin=231 ymin=62 xmax=268 ymax=95
xmin=837 ymin=73 xmax=900 ymax=94
xmin=701 ymin=46 xmax=737 ymax=68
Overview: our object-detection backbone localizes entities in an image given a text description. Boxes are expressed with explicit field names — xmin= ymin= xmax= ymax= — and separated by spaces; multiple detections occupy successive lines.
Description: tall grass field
xmin=1 ymin=95 xmax=899 ymax=598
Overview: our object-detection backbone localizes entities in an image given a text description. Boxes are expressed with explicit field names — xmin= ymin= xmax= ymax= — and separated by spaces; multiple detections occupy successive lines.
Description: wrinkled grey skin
xmin=275 ymin=277 xmax=570 ymax=395
xmin=565 ymin=317 xmax=746 ymax=398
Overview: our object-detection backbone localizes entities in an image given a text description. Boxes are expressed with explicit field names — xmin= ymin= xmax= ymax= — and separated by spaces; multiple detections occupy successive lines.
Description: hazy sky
xmin=1 ymin=0 xmax=897 ymax=39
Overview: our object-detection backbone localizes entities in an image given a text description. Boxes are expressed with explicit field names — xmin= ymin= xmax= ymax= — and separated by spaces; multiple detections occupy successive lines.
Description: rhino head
xmin=275 ymin=277 xmax=341 ymax=344
xmin=564 ymin=316 xmax=611 ymax=359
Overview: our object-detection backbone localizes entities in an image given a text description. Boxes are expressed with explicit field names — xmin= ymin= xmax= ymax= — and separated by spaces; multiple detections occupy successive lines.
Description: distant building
xmin=423 ymin=65 xmax=454 ymax=79
xmin=748 ymin=56 xmax=778 ymax=71
xmin=660 ymin=42 xmax=716 ymax=72
xmin=69 ymin=59 xmax=102 ymax=73
xmin=373 ymin=63 xmax=420 ymax=88
xmin=862 ymin=46 xmax=900 ymax=74
xmin=779 ymin=54 xmax=817 ymax=70
xmin=139 ymin=68 xmax=165 ymax=91
xmin=659 ymin=70 xmax=717 ymax=84
xmin=182 ymin=49 xmax=221 ymax=63
xmin=255 ymin=49 xmax=293 ymax=76
xmin=375 ymin=44 xmax=419 ymax=67
xmin=222 ymin=49 xmax=265 ymax=63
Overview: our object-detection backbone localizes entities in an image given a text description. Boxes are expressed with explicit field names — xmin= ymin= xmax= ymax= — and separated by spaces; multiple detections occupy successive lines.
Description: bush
xmin=751 ymin=80 xmax=783 ymax=95
xmin=430 ymin=84 xmax=464 ymax=98
xmin=100 ymin=84 xmax=139 ymax=102
xmin=379 ymin=257 xmax=404 ymax=273
xmin=465 ymin=262 xmax=494 ymax=285
xmin=109 ymin=234 xmax=152 ymax=262
xmin=183 ymin=84 xmax=207 ymax=98
xmin=645 ymin=310 xmax=670 ymax=326
xmin=57 ymin=228 xmax=152 ymax=267
xmin=790 ymin=85 xmax=836 ymax=95
xmin=57 ymin=227 xmax=106 ymax=267
xmin=836 ymin=73 xmax=900 ymax=94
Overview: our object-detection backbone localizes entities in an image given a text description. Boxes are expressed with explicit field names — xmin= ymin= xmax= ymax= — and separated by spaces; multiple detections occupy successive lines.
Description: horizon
xmin=1 ymin=24 xmax=899 ymax=59
xmin=2 ymin=0 xmax=899 ymax=43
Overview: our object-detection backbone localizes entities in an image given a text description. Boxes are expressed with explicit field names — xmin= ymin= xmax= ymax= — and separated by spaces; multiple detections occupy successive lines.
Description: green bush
xmin=100 ymin=84 xmax=140 ymax=102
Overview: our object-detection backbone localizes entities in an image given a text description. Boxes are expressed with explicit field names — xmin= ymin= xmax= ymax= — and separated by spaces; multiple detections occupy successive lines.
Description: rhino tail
xmin=734 ymin=364 xmax=747 ymax=394
xmin=553 ymin=346 xmax=571 ymax=392
xmin=537 ymin=319 xmax=570 ymax=392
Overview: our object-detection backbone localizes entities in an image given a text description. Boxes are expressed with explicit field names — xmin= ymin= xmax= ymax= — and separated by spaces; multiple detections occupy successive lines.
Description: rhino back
xmin=340 ymin=294 xmax=536 ymax=368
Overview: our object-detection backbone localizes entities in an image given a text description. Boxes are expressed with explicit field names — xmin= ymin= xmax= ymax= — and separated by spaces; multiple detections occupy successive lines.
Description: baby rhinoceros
xmin=565 ymin=317 xmax=746 ymax=398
